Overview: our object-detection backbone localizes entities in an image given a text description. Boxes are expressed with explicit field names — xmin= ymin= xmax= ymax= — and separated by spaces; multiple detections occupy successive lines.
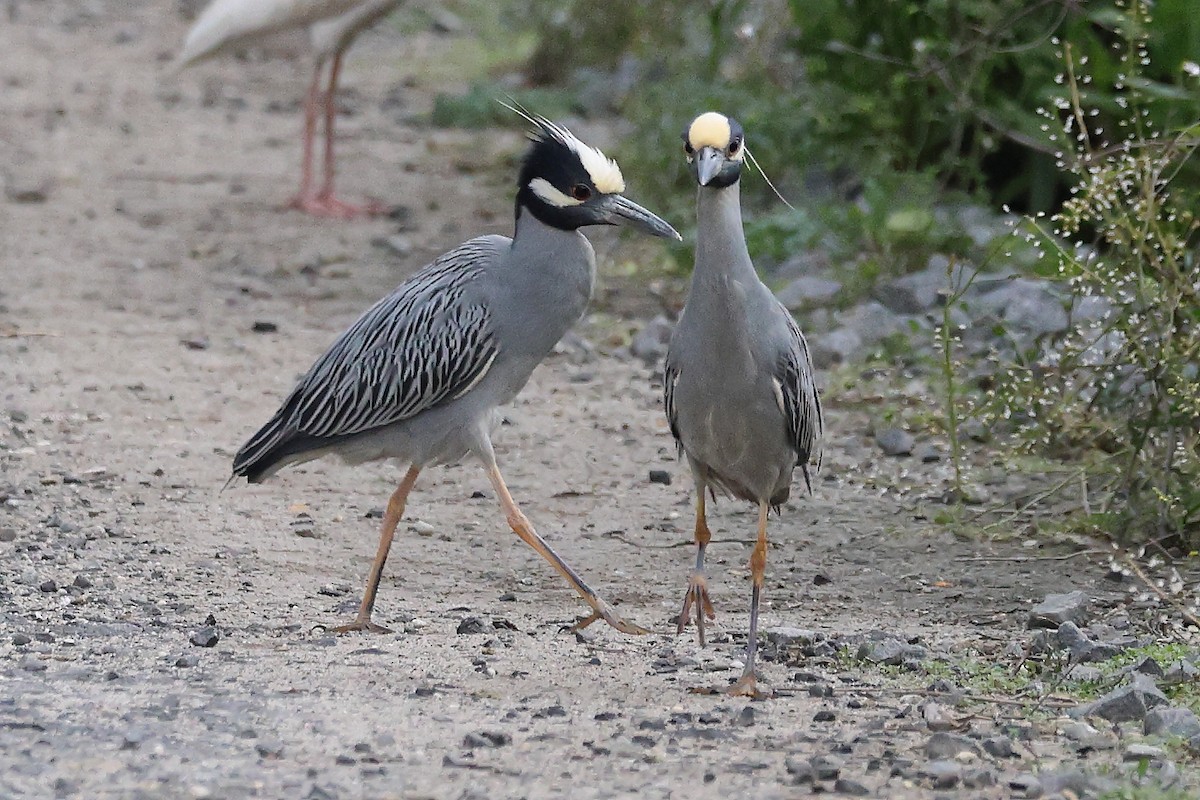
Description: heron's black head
xmin=682 ymin=111 xmax=745 ymax=189
xmin=513 ymin=115 xmax=679 ymax=240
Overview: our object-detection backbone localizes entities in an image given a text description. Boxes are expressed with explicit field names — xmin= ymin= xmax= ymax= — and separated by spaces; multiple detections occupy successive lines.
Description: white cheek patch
xmin=529 ymin=177 xmax=582 ymax=208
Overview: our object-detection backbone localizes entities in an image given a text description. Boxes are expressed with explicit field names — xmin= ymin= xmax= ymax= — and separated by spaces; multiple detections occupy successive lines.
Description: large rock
xmin=810 ymin=327 xmax=862 ymax=368
xmin=1074 ymin=674 xmax=1169 ymax=723
xmin=776 ymin=276 xmax=842 ymax=311
xmin=1144 ymin=707 xmax=1200 ymax=739
xmin=630 ymin=315 xmax=673 ymax=364
xmin=1029 ymin=591 xmax=1090 ymax=628
xmin=836 ymin=301 xmax=908 ymax=346
xmin=874 ymin=263 xmax=947 ymax=314
xmin=970 ymin=277 xmax=1068 ymax=337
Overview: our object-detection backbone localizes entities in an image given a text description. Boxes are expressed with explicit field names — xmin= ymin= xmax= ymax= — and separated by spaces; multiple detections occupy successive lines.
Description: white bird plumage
xmin=177 ymin=0 xmax=405 ymax=217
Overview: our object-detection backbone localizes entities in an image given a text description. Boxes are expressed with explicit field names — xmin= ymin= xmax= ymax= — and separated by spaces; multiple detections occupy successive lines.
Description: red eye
xmin=571 ymin=184 xmax=592 ymax=201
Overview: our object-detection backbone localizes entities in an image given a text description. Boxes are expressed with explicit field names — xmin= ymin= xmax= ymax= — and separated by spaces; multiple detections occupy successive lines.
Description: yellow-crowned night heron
xmin=232 ymin=114 xmax=680 ymax=634
xmin=664 ymin=112 xmax=823 ymax=696
xmin=178 ymin=0 xmax=404 ymax=217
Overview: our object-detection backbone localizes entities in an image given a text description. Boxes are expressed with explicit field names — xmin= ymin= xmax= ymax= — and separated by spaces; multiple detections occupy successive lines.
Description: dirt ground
xmin=1 ymin=3 xmax=1192 ymax=799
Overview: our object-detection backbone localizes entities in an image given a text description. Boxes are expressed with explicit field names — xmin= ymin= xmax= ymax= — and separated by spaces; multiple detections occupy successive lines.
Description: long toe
xmin=287 ymin=193 xmax=389 ymax=219
xmin=571 ymin=607 xmax=650 ymax=636
xmin=676 ymin=573 xmax=716 ymax=644
xmin=330 ymin=619 xmax=394 ymax=635
xmin=727 ymin=672 xmax=769 ymax=699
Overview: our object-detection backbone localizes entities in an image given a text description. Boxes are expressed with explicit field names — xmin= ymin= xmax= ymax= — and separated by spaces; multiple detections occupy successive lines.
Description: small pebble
xmin=648 ymin=469 xmax=671 ymax=485
xmin=189 ymin=627 xmax=219 ymax=648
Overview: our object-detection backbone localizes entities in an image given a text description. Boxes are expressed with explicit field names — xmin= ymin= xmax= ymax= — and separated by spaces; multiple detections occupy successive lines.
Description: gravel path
xmin=2 ymin=3 xmax=1197 ymax=798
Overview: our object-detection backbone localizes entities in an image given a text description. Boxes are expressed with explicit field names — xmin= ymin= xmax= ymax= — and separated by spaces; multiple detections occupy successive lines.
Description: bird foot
xmin=329 ymin=618 xmax=393 ymax=634
xmin=570 ymin=601 xmax=650 ymax=636
xmin=676 ymin=571 xmax=716 ymax=646
xmin=687 ymin=672 xmax=771 ymax=700
xmin=287 ymin=192 xmax=389 ymax=219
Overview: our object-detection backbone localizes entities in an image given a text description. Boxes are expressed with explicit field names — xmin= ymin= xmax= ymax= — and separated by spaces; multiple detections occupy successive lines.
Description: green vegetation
xmin=428 ymin=0 xmax=1200 ymax=549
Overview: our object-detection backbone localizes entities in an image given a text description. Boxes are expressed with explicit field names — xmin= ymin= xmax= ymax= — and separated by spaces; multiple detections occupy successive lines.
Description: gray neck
xmin=511 ymin=206 xmax=591 ymax=265
xmin=506 ymin=207 xmax=595 ymax=330
xmin=692 ymin=181 xmax=756 ymax=287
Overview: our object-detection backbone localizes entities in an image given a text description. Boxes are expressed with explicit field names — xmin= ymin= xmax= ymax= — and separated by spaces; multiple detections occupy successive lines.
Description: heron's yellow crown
xmin=687 ymin=112 xmax=733 ymax=150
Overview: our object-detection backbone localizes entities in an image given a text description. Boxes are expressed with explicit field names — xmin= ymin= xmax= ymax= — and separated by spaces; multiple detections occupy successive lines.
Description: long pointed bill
xmin=696 ymin=147 xmax=725 ymax=187
xmin=595 ymin=194 xmax=682 ymax=240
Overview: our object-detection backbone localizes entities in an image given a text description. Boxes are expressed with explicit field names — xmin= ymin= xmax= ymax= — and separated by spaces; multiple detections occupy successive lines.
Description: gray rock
xmin=456 ymin=616 xmax=493 ymax=635
xmin=963 ymin=767 xmax=997 ymax=788
xmin=1125 ymin=656 xmax=1165 ymax=677
xmin=189 ymin=626 xmax=219 ymax=648
xmin=765 ymin=627 xmax=817 ymax=648
xmin=630 ymin=315 xmax=673 ymax=364
xmin=833 ymin=778 xmax=870 ymax=796
xmin=809 ymin=755 xmax=841 ymax=781
xmin=1123 ymin=743 xmax=1165 ymax=761
xmin=462 ymin=730 xmax=510 ymax=748
xmin=857 ymin=637 xmax=927 ymax=666
xmin=875 ymin=269 xmax=944 ymax=314
xmin=647 ymin=469 xmax=671 ymax=485
xmin=4 ymin=174 xmax=52 ymax=203
xmin=1065 ymin=663 xmax=1103 ymax=682
xmin=1007 ymin=772 xmax=1041 ymax=797
xmin=784 ymin=755 xmax=810 ymax=779
xmin=981 ymin=735 xmax=1015 ymax=758
xmin=924 ymin=732 xmax=981 ymax=760
xmin=1144 ymin=707 xmax=1200 ymax=739
xmin=922 ymin=760 xmax=961 ymax=789
xmin=1071 ymin=294 xmax=1113 ymax=323
xmin=0 ymin=527 xmax=16 ymax=542
xmin=776 ymin=276 xmax=842 ymax=311
xmin=1080 ymin=641 xmax=1122 ymax=662
xmin=810 ymin=326 xmax=862 ymax=368
xmin=1074 ymin=677 xmax=1168 ymax=722
xmin=1055 ymin=621 xmax=1093 ymax=657
xmin=1164 ymin=659 xmax=1200 ymax=684
xmin=837 ymin=301 xmax=907 ymax=346
xmin=1029 ymin=591 xmax=1089 ymax=628
xmin=875 ymin=428 xmax=914 ymax=457
xmin=1038 ymin=768 xmax=1116 ymax=797
xmin=971 ymin=278 xmax=1068 ymax=336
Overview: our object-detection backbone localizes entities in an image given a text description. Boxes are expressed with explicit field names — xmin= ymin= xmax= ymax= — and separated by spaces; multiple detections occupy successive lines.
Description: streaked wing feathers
xmin=773 ymin=302 xmax=824 ymax=481
xmin=238 ymin=239 xmax=500 ymax=466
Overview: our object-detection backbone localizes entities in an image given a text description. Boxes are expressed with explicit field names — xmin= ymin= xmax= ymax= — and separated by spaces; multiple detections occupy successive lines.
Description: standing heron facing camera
xmin=664 ymin=112 xmax=824 ymax=696
xmin=232 ymin=112 xmax=680 ymax=635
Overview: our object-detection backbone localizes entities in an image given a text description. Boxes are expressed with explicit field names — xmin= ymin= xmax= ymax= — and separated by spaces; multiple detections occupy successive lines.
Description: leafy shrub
xmin=975 ymin=2 xmax=1200 ymax=544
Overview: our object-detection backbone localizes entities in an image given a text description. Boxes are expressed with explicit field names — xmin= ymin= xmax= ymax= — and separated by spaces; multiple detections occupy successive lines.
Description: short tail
xmin=231 ymin=412 xmax=293 ymax=484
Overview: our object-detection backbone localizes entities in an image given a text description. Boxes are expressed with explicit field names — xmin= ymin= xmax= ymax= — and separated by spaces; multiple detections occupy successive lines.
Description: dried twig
xmin=954 ymin=550 xmax=1106 ymax=564
xmin=1121 ymin=552 xmax=1200 ymax=629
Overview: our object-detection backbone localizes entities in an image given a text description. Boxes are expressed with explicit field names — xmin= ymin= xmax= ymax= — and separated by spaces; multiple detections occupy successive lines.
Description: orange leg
xmin=728 ymin=501 xmax=770 ymax=698
xmin=483 ymin=460 xmax=648 ymax=636
xmin=331 ymin=465 xmax=420 ymax=633
xmin=676 ymin=488 xmax=716 ymax=645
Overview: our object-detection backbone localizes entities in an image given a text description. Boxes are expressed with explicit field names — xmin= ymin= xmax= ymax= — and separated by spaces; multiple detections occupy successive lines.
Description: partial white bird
xmin=178 ymin=0 xmax=405 ymax=218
